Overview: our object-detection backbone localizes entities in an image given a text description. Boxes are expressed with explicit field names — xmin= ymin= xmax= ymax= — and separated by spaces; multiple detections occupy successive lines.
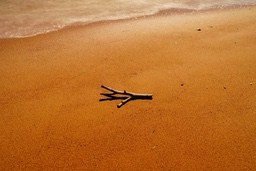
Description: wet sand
xmin=0 ymin=7 xmax=256 ymax=170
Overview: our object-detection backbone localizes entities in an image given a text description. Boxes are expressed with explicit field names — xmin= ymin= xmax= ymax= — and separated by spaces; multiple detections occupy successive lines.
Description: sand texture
xmin=1 ymin=7 xmax=256 ymax=170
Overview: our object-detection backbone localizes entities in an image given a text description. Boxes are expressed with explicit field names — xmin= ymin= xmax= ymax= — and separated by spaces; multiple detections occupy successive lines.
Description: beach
xmin=1 ymin=6 xmax=256 ymax=170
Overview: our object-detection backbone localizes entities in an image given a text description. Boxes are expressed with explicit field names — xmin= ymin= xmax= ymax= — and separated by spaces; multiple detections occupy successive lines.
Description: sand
xmin=1 ymin=6 xmax=256 ymax=170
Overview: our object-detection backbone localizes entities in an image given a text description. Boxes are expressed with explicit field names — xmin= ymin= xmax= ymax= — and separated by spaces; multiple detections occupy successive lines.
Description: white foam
xmin=0 ymin=0 xmax=255 ymax=38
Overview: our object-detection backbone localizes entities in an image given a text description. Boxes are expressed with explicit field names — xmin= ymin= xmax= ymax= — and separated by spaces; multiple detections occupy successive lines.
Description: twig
xmin=100 ymin=85 xmax=153 ymax=108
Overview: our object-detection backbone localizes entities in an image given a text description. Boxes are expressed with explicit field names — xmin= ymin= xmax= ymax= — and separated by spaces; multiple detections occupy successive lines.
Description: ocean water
xmin=0 ymin=0 xmax=255 ymax=38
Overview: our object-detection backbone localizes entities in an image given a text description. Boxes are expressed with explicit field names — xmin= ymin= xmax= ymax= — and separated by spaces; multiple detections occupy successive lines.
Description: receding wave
xmin=0 ymin=0 xmax=255 ymax=39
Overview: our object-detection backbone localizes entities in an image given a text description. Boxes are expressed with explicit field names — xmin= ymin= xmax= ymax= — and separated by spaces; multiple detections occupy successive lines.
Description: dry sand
xmin=0 ymin=7 xmax=256 ymax=170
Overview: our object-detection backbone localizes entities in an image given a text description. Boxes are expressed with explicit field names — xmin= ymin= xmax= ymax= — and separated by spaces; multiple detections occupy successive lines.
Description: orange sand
xmin=0 ymin=7 xmax=256 ymax=170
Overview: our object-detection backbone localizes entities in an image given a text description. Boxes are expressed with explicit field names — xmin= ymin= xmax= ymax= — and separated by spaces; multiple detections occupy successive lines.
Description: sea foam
xmin=0 ymin=0 xmax=255 ymax=38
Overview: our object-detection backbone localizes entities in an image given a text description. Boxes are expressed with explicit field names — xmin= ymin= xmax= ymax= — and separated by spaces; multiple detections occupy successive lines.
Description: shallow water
xmin=0 ymin=0 xmax=255 ymax=38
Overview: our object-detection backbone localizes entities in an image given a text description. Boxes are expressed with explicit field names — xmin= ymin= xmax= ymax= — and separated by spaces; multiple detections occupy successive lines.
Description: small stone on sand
xmin=151 ymin=146 xmax=157 ymax=150
xmin=197 ymin=28 xmax=201 ymax=31
xmin=181 ymin=83 xmax=184 ymax=86
xmin=250 ymin=83 xmax=253 ymax=85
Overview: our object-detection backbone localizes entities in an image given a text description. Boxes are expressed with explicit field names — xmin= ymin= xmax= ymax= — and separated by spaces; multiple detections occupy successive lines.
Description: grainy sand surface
xmin=0 ymin=7 xmax=256 ymax=170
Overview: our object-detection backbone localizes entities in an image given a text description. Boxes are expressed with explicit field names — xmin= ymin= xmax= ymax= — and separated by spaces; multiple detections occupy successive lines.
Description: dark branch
xmin=100 ymin=85 xmax=153 ymax=108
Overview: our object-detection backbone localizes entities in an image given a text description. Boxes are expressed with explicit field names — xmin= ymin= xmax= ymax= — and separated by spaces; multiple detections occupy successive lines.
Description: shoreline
xmin=1 ymin=4 xmax=255 ymax=40
xmin=1 ymin=6 xmax=256 ymax=170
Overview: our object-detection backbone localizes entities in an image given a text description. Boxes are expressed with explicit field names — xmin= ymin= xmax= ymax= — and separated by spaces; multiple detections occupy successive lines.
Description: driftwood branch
xmin=100 ymin=85 xmax=153 ymax=108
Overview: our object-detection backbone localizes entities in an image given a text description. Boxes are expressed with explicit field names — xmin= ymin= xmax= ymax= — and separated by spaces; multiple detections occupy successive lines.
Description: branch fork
xmin=100 ymin=85 xmax=153 ymax=108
